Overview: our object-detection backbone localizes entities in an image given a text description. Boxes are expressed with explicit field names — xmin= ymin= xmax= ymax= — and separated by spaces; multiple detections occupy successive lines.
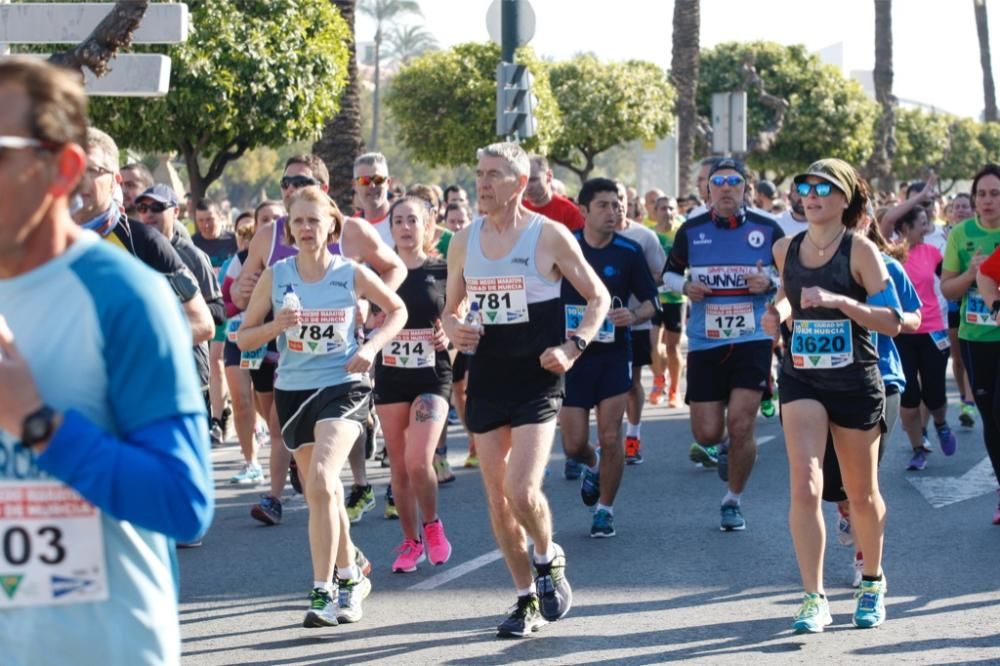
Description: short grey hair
xmin=87 ymin=127 xmax=120 ymax=172
xmin=529 ymin=154 xmax=549 ymax=173
xmin=477 ymin=142 xmax=530 ymax=179
xmin=354 ymin=152 xmax=388 ymax=177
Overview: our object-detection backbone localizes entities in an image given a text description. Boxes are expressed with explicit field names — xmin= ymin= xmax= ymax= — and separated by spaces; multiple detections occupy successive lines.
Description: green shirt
xmin=655 ymin=224 xmax=684 ymax=305
xmin=435 ymin=228 xmax=453 ymax=259
xmin=942 ymin=217 xmax=1000 ymax=341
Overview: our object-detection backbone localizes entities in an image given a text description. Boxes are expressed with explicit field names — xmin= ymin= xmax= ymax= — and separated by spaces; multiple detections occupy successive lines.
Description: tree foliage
xmin=88 ymin=0 xmax=351 ymax=200
xmin=547 ymin=55 xmax=675 ymax=184
xmin=385 ymin=42 xmax=560 ymax=167
xmin=698 ymin=41 xmax=878 ymax=179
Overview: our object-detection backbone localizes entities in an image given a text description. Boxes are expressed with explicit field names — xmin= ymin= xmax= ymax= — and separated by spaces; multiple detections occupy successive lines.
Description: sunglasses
xmin=236 ymin=227 xmax=256 ymax=240
xmin=710 ymin=175 xmax=744 ymax=187
xmin=356 ymin=174 xmax=388 ymax=187
xmin=136 ymin=202 xmax=174 ymax=214
xmin=795 ymin=182 xmax=834 ymax=198
xmin=280 ymin=175 xmax=320 ymax=190
xmin=86 ymin=164 xmax=115 ymax=178
xmin=0 ymin=135 xmax=59 ymax=159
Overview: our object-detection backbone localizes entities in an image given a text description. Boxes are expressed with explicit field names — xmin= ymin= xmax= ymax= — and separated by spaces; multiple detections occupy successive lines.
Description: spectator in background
xmin=755 ymin=179 xmax=777 ymax=211
xmin=523 ymin=154 xmax=585 ymax=231
xmin=120 ymin=162 xmax=154 ymax=218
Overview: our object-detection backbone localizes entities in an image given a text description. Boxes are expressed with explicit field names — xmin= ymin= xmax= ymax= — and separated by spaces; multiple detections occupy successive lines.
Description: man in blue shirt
xmin=560 ymin=178 xmax=658 ymax=539
xmin=0 ymin=57 xmax=212 ymax=665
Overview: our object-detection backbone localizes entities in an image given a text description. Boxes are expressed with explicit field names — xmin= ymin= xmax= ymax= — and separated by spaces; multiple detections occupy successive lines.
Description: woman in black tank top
xmin=761 ymin=160 xmax=903 ymax=632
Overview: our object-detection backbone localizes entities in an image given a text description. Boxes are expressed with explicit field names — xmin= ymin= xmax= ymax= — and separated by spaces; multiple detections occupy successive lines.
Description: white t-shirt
xmin=777 ymin=210 xmax=809 ymax=238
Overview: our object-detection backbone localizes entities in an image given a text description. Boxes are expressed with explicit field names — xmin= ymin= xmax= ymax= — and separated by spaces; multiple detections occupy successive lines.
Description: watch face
xmin=26 ymin=417 xmax=47 ymax=440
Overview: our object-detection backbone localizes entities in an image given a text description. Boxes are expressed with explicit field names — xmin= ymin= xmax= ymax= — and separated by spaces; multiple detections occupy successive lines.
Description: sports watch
xmin=569 ymin=335 xmax=588 ymax=353
xmin=21 ymin=405 xmax=57 ymax=450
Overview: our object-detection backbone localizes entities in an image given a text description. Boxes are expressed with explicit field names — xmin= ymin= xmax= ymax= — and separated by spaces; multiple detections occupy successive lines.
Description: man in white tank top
xmin=443 ymin=142 xmax=611 ymax=637
xmin=354 ymin=152 xmax=394 ymax=248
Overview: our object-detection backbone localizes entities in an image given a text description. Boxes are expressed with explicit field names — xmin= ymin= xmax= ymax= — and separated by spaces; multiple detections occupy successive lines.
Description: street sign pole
xmin=501 ymin=0 xmax=517 ymax=64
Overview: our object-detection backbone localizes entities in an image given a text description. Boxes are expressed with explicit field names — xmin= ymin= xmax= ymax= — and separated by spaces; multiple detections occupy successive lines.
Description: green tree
xmin=671 ymin=0 xmax=701 ymax=196
xmin=698 ymin=41 xmax=878 ymax=180
xmin=979 ymin=121 xmax=1000 ymax=161
xmin=941 ymin=117 xmax=988 ymax=189
xmin=891 ymin=107 xmax=950 ymax=181
xmin=385 ymin=42 xmax=560 ymax=167
xmin=385 ymin=24 xmax=438 ymax=64
xmin=89 ymin=0 xmax=350 ymax=202
xmin=547 ymin=55 xmax=675 ymax=184
xmin=359 ymin=0 xmax=422 ymax=150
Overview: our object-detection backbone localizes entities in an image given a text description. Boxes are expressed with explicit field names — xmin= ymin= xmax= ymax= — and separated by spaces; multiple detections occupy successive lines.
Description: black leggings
xmin=895 ymin=332 xmax=949 ymax=411
xmin=963 ymin=340 xmax=1000 ymax=484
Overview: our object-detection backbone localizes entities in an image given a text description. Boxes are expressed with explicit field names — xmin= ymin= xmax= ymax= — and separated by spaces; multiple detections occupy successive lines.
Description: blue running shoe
xmin=720 ymin=502 xmax=745 ymax=531
xmin=563 ymin=458 xmax=583 ymax=480
xmin=935 ymin=422 xmax=957 ymax=456
xmin=853 ymin=577 xmax=887 ymax=628
xmin=688 ymin=442 xmax=719 ymax=468
xmin=792 ymin=593 xmax=832 ymax=633
xmin=580 ymin=466 xmax=600 ymax=507
xmin=590 ymin=509 xmax=615 ymax=538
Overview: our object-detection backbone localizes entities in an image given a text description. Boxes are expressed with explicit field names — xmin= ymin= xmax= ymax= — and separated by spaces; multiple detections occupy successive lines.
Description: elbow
xmin=875 ymin=319 xmax=902 ymax=337
xmin=191 ymin=321 xmax=213 ymax=345
xmin=172 ymin=489 xmax=214 ymax=542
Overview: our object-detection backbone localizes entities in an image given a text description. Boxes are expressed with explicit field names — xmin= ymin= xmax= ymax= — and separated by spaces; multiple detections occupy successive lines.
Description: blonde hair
xmin=284 ymin=186 xmax=344 ymax=247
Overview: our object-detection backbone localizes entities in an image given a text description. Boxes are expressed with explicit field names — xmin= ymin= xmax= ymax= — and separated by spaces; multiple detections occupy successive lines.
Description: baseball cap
xmin=135 ymin=183 xmax=179 ymax=207
xmin=793 ymin=159 xmax=857 ymax=197
xmin=708 ymin=158 xmax=749 ymax=180
xmin=756 ymin=179 xmax=777 ymax=198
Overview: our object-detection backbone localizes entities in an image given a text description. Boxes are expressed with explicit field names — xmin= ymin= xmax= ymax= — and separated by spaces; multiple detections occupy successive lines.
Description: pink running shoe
xmin=424 ymin=519 xmax=453 ymax=566
xmin=391 ymin=539 xmax=425 ymax=573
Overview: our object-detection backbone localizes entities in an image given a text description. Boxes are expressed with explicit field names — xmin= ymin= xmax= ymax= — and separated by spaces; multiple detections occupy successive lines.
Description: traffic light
xmin=496 ymin=61 xmax=537 ymax=140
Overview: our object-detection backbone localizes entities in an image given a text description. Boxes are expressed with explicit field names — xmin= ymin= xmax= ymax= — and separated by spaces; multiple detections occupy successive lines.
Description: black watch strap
xmin=569 ymin=335 xmax=587 ymax=352
xmin=21 ymin=406 xmax=57 ymax=450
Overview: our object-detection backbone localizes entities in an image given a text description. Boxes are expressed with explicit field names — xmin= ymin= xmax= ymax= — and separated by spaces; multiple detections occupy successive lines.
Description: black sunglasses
xmin=281 ymin=175 xmax=320 ymax=190
xmin=136 ymin=202 xmax=174 ymax=214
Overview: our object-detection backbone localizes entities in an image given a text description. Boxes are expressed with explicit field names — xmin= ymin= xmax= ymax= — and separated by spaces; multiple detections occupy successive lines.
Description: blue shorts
xmin=564 ymin=350 xmax=632 ymax=409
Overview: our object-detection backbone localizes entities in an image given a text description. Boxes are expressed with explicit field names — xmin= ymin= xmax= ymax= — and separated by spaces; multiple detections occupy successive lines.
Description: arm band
xmin=166 ymin=269 xmax=199 ymax=303
xmin=664 ymin=271 xmax=686 ymax=295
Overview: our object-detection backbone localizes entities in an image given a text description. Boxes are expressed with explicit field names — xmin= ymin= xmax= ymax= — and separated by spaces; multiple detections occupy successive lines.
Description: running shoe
xmin=534 ymin=543 xmax=572 ymax=621
xmin=853 ymin=577 xmax=887 ymax=628
xmin=993 ymin=489 xmax=1000 ymax=526
xmin=935 ymin=422 xmax=957 ymax=456
xmin=336 ymin=573 xmax=372 ymax=624
xmin=464 ymin=453 xmax=479 ymax=468
xmin=959 ymin=401 xmax=977 ymax=428
xmin=380 ymin=449 xmax=390 ymax=468
xmin=760 ymin=397 xmax=777 ymax=418
xmin=346 ymin=485 xmax=375 ymax=524
xmin=720 ymin=502 xmax=745 ymax=531
xmin=303 ymin=587 xmax=338 ymax=628
xmin=391 ymin=538 xmax=426 ymax=573
xmin=580 ymin=464 xmax=600 ymax=507
xmin=364 ymin=411 xmax=380 ymax=460
xmin=289 ymin=458 xmax=303 ymax=495
xmin=668 ymin=389 xmax=683 ymax=408
xmin=447 ymin=405 xmax=461 ymax=425
xmin=792 ymin=593 xmax=833 ymax=633
xmin=919 ymin=430 xmax=933 ymax=453
xmin=220 ymin=405 xmax=232 ymax=435
xmin=625 ymin=436 xmax=643 ymax=465
xmin=836 ymin=507 xmax=854 ymax=547
xmin=563 ymin=458 xmax=583 ymax=480
xmin=590 ymin=509 xmax=615 ymax=538
xmin=384 ymin=485 xmax=398 ymax=520
xmin=717 ymin=443 xmax=730 ymax=482
xmin=424 ymin=519 xmax=452 ymax=565
xmin=229 ymin=461 xmax=264 ymax=485
xmin=355 ymin=546 xmax=373 ymax=578
xmin=250 ymin=494 xmax=282 ymax=525
xmin=434 ymin=457 xmax=456 ymax=484
xmin=852 ymin=556 xmax=864 ymax=588
xmin=688 ymin=442 xmax=719 ymax=468
xmin=496 ymin=594 xmax=546 ymax=638
xmin=907 ymin=449 xmax=928 ymax=471
xmin=254 ymin=422 xmax=269 ymax=447
xmin=209 ymin=420 xmax=224 ymax=448
xmin=649 ymin=376 xmax=666 ymax=406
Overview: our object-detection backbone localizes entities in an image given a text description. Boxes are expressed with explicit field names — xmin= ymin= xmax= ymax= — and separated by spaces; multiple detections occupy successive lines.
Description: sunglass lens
xmin=796 ymin=183 xmax=811 ymax=197
xmin=816 ymin=183 xmax=832 ymax=197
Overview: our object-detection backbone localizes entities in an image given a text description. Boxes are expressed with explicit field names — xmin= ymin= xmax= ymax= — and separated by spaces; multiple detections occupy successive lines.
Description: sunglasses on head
xmin=795 ymin=182 xmax=834 ymax=198
xmin=280 ymin=175 xmax=320 ymax=190
xmin=0 ymin=135 xmax=59 ymax=160
xmin=710 ymin=175 xmax=744 ymax=187
xmin=356 ymin=174 xmax=388 ymax=187
xmin=136 ymin=201 xmax=173 ymax=214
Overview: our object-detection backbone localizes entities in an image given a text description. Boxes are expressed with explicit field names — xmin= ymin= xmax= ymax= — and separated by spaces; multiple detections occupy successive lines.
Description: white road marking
xmin=758 ymin=435 xmax=776 ymax=445
xmin=408 ymin=549 xmax=504 ymax=591
xmin=908 ymin=456 xmax=997 ymax=508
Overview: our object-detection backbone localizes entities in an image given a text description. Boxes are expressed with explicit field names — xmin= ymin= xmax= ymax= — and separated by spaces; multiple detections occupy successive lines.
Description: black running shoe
xmin=289 ymin=458 xmax=303 ymax=495
xmin=496 ymin=594 xmax=546 ymax=638
xmin=534 ymin=543 xmax=572 ymax=621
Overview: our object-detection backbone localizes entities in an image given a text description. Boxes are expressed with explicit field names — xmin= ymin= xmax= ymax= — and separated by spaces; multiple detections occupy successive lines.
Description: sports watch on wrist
xmin=21 ymin=405 xmax=57 ymax=450
xmin=569 ymin=335 xmax=588 ymax=353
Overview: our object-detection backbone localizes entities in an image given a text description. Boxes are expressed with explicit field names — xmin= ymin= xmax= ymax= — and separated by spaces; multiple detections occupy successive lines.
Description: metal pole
xmin=501 ymin=0 xmax=517 ymax=63
xmin=0 ymin=0 xmax=10 ymax=56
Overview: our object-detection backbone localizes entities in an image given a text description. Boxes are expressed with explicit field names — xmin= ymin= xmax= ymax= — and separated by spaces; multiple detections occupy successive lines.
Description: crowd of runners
xmin=3 ymin=58 xmax=1000 ymax=664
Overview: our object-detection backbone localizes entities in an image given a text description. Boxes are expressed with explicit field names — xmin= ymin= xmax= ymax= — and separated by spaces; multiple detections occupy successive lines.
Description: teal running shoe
xmin=853 ymin=577 xmax=887 ymax=628
xmin=792 ymin=593 xmax=833 ymax=633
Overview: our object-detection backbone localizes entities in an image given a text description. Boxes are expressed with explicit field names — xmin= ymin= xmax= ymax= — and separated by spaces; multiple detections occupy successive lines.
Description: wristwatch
xmin=21 ymin=405 xmax=57 ymax=450
xmin=569 ymin=335 xmax=588 ymax=353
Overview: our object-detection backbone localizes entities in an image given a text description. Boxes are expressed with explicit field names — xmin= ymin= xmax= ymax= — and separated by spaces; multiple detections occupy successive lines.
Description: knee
xmin=692 ymin=422 xmax=724 ymax=444
xmin=844 ymin=486 xmax=882 ymax=513
xmin=305 ymin=472 xmax=338 ymax=505
xmin=789 ymin=468 xmax=823 ymax=507
xmin=503 ymin=478 xmax=539 ymax=514
xmin=598 ymin=433 xmax=623 ymax=457
xmin=726 ymin=413 xmax=755 ymax=442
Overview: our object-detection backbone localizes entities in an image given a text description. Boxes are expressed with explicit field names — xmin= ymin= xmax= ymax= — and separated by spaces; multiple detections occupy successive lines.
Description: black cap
xmin=709 ymin=158 xmax=749 ymax=180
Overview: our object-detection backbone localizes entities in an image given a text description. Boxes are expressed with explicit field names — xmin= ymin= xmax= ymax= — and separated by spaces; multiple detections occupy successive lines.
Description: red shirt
xmin=523 ymin=193 xmax=585 ymax=231
xmin=980 ymin=244 xmax=1000 ymax=282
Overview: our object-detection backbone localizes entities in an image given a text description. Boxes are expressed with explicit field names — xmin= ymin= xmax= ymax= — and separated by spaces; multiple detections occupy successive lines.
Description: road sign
xmin=711 ymin=91 xmax=747 ymax=155
xmin=496 ymin=62 xmax=537 ymax=140
xmin=486 ymin=0 xmax=535 ymax=49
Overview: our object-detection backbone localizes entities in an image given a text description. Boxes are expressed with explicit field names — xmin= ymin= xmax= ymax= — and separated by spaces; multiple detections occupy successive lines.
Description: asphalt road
xmin=178 ymin=373 xmax=1000 ymax=665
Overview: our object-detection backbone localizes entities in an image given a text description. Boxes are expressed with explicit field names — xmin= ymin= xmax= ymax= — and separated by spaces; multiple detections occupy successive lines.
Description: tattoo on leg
xmin=415 ymin=395 xmax=445 ymax=423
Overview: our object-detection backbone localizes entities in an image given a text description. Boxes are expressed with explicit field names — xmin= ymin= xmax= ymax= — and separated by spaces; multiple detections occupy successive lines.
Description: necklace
xmin=806 ymin=228 xmax=845 ymax=257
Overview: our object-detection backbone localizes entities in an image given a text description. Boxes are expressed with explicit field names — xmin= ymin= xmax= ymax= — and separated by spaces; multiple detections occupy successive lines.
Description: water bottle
xmin=462 ymin=302 xmax=482 ymax=356
xmin=282 ymin=286 xmax=301 ymax=312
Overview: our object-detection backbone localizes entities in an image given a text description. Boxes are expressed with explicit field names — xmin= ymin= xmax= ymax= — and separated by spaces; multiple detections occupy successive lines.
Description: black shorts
xmin=465 ymin=393 xmax=561 ymax=434
xmin=250 ymin=362 xmax=276 ymax=393
xmin=223 ymin=341 xmax=242 ymax=368
xmin=452 ymin=352 xmax=468 ymax=383
xmin=274 ymin=380 xmax=371 ymax=450
xmin=686 ymin=340 xmax=773 ymax=404
xmin=778 ymin=370 xmax=884 ymax=431
xmin=373 ymin=375 xmax=451 ymax=405
xmin=659 ymin=302 xmax=684 ymax=334
xmin=564 ymin=351 xmax=632 ymax=409
xmin=631 ymin=329 xmax=652 ymax=367
xmin=947 ymin=308 xmax=960 ymax=330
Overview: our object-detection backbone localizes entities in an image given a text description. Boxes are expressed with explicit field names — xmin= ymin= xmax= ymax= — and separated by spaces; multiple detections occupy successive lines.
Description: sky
xmin=357 ymin=0 xmax=1000 ymax=120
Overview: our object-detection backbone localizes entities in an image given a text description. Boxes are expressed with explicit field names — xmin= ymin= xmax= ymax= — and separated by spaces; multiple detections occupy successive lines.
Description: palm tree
xmin=314 ymin=0 xmax=364 ymax=213
xmin=385 ymin=24 xmax=437 ymax=64
xmin=670 ymin=0 xmax=700 ymax=197
xmin=975 ymin=0 xmax=998 ymax=122
xmin=359 ymin=0 xmax=422 ymax=150
xmin=865 ymin=0 xmax=896 ymax=191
